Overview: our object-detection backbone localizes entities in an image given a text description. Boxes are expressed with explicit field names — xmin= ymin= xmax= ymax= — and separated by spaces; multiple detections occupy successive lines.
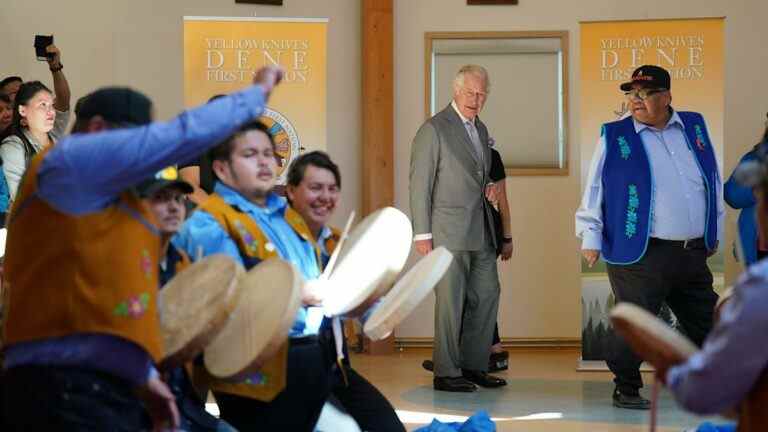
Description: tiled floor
xmin=348 ymin=347 xmax=726 ymax=432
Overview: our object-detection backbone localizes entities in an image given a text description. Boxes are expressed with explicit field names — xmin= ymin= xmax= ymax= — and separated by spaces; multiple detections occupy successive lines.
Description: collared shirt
xmin=666 ymin=259 xmax=768 ymax=414
xmin=2 ymin=85 xmax=268 ymax=384
xmin=173 ymin=182 xmax=322 ymax=337
xmin=575 ymin=110 xmax=725 ymax=250
xmin=317 ymin=225 xmax=334 ymax=268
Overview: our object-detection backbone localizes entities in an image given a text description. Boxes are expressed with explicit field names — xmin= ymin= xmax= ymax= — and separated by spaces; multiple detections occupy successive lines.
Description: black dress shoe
xmin=434 ymin=376 xmax=478 ymax=392
xmin=461 ymin=369 xmax=507 ymax=388
xmin=612 ymin=389 xmax=650 ymax=410
xmin=422 ymin=360 xmax=434 ymax=372
xmin=489 ymin=351 xmax=509 ymax=372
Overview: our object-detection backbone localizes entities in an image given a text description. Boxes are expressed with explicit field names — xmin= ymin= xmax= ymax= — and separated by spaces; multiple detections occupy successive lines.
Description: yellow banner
xmin=580 ymin=18 xmax=724 ymax=181
xmin=183 ymin=17 xmax=327 ymax=183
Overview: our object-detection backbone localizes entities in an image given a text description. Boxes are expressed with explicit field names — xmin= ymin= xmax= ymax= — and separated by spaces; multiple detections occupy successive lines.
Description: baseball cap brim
xmin=140 ymin=179 xmax=194 ymax=198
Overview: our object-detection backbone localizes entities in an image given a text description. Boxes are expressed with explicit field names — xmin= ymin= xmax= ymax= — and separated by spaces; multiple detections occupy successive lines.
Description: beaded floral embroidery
xmin=140 ymin=249 xmax=152 ymax=280
xmin=694 ymin=125 xmax=707 ymax=150
xmin=625 ymin=185 xmax=639 ymax=239
xmin=114 ymin=293 xmax=151 ymax=318
xmin=234 ymin=220 xmax=259 ymax=254
xmin=618 ymin=136 xmax=631 ymax=160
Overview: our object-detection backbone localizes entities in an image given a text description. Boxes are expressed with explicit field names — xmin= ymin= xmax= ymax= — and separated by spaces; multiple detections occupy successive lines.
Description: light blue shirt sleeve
xmin=36 ymin=85 xmax=267 ymax=215
xmin=575 ymin=135 xmax=606 ymax=250
xmin=173 ymin=210 xmax=244 ymax=265
xmin=666 ymin=261 xmax=768 ymax=414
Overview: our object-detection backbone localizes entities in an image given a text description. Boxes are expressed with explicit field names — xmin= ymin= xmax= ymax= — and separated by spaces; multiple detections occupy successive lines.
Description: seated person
xmin=285 ymin=151 xmax=405 ymax=432
xmin=137 ymin=167 xmax=236 ymax=432
xmin=174 ymin=121 xmax=332 ymax=432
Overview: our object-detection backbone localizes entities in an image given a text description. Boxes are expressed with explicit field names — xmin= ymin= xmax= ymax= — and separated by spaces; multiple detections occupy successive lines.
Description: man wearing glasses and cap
xmin=575 ymin=65 xmax=724 ymax=409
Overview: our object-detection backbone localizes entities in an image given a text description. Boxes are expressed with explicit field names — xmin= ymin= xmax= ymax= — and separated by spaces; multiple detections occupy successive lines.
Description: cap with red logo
xmin=620 ymin=65 xmax=671 ymax=91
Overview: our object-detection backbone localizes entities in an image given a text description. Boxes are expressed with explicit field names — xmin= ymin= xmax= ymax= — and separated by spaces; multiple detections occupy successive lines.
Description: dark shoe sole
xmin=612 ymin=399 xmax=651 ymax=410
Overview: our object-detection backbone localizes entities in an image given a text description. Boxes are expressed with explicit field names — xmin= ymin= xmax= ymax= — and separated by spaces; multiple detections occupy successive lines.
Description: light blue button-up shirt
xmin=575 ymin=110 xmax=724 ymax=250
xmin=174 ymin=182 xmax=322 ymax=336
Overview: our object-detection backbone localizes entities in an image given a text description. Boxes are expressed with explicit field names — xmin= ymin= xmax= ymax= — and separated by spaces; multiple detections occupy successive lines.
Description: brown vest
xmin=2 ymin=147 xmax=163 ymax=362
xmin=195 ymin=193 xmax=314 ymax=402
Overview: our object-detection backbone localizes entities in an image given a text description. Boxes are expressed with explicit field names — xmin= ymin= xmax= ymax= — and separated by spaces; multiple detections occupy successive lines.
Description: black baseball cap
xmin=136 ymin=166 xmax=193 ymax=198
xmin=620 ymin=65 xmax=671 ymax=91
xmin=76 ymin=87 xmax=153 ymax=126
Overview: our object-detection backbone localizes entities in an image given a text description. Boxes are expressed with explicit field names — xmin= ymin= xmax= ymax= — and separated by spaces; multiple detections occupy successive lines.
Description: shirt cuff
xmin=414 ymin=233 xmax=433 ymax=241
xmin=581 ymin=231 xmax=602 ymax=250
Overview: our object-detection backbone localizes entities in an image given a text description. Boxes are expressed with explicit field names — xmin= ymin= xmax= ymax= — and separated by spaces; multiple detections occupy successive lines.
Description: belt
xmin=649 ymin=237 xmax=705 ymax=250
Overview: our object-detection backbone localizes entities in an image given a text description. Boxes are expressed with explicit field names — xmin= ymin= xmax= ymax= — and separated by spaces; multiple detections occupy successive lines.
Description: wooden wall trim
xmin=361 ymin=0 xmax=395 ymax=355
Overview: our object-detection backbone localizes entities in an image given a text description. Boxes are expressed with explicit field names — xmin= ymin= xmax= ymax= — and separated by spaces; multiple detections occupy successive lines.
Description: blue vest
xmin=601 ymin=112 xmax=719 ymax=264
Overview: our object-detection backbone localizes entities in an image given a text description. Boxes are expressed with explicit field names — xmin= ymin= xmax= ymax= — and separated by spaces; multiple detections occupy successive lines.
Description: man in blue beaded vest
xmin=575 ymin=65 xmax=723 ymax=410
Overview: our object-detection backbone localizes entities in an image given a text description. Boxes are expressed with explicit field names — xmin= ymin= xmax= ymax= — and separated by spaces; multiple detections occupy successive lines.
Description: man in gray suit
xmin=409 ymin=64 xmax=507 ymax=392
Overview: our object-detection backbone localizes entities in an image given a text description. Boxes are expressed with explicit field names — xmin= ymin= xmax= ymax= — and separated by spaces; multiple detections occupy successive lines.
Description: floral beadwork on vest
xmin=694 ymin=124 xmax=707 ymax=150
xmin=618 ymin=136 xmax=631 ymax=160
xmin=625 ymin=184 xmax=639 ymax=239
xmin=114 ymin=293 xmax=151 ymax=318
xmin=234 ymin=220 xmax=259 ymax=254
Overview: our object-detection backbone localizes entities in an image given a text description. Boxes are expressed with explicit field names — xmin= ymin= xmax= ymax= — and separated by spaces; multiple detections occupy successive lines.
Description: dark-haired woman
xmin=0 ymin=45 xmax=70 ymax=202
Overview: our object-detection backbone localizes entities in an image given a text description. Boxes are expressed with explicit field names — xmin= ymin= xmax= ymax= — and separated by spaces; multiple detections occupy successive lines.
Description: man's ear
xmin=212 ymin=158 xmax=228 ymax=183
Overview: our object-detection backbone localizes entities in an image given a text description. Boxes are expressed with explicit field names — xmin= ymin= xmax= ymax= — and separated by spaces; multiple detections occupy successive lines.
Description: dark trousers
xmin=1 ymin=365 xmax=148 ymax=431
xmin=605 ymin=238 xmax=718 ymax=395
xmin=214 ymin=338 xmax=333 ymax=432
xmin=320 ymin=322 xmax=405 ymax=432
xmin=330 ymin=367 xmax=405 ymax=432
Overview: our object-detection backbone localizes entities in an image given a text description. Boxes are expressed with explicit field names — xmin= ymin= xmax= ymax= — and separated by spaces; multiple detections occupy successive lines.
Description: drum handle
xmin=320 ymin=211 xmax=356 ymax=280
xmin=649 ymin=375 xmax=660 ymax=432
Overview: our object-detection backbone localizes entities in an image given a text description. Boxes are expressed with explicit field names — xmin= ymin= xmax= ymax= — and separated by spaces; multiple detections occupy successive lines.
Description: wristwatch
xmin=50 ymin=63 xmax=63 ymax=73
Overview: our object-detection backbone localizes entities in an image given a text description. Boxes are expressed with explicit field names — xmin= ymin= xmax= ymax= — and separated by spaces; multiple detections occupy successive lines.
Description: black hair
xmin=0 ymin=76 xmax=22 ymax=92
xmin=209 ymin=120 xmax=277 ymax=180
xmin=763 ymin=112 xmax=768 ymax=143
xmin=208 ymin=94 xmax=226 ymax=103
xmin=10 ymin=81 xmax=52 ymax=135
xmin=0 ymin=93 xmax=10 ymax=104
xmin=286 ymin=151 xmax=341 ymax=190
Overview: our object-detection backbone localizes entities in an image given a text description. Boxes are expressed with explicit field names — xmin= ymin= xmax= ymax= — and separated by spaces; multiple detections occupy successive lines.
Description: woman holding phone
xmin=0 ymin=43 xmax=70 ymax=202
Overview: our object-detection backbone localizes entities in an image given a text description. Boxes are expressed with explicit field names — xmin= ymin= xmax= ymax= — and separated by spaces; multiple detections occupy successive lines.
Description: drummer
xmin=285 ymin=151 xmax=405 ymax=432
xmin=0 ymin=67 xmax=281 ymax=431
xmin=137 ymin=167 xmax=237 ymax=432
xmin=652 ymin=144 xmax=768 ymax=426
xmin=174 ymin=121 xmax=331 ymax=431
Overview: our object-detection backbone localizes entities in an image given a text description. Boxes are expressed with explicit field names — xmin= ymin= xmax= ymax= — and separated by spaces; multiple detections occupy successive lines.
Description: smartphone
xmin=34 ymin=35 xmax=54 ymax=61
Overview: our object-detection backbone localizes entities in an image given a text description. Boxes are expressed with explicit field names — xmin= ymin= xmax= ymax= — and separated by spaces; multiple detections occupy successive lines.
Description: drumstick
xmin=320 ymin=211 xmax=355 ymax=280
xmin=649 ymin=375 xmax=660 ymax=432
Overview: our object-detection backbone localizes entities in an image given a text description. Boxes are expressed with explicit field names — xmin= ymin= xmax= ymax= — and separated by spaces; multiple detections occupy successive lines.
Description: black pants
xmin=605 ymin=238 xmax=718 ymax=395
xmin=1 ymin=365 xmax=148 ymax=431
xmin=320 ymin=322 xmax=405 ymax=432
xmin=214 ymin=338 xmax=333 ymax=432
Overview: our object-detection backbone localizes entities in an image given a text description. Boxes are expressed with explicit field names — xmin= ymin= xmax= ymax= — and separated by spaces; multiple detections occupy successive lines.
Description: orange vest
xmin=2 ymin=148 xmax=163 ymax=362
xmin=196 ymin=193 xmax=315 ymax=402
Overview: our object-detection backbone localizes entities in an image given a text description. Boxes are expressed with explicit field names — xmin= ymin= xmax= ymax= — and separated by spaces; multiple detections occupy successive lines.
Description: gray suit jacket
xmin=409 ymin=104 xmax=496 ymax=251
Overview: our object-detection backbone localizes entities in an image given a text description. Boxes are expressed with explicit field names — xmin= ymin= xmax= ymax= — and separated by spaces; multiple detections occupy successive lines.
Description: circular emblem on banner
xmin=260 ymin=108 xmax=301 ymax=184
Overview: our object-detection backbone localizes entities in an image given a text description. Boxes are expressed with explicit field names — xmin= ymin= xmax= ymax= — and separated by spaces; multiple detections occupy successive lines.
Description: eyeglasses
xmin=624 ymin=88 xmax=667 ymax=101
